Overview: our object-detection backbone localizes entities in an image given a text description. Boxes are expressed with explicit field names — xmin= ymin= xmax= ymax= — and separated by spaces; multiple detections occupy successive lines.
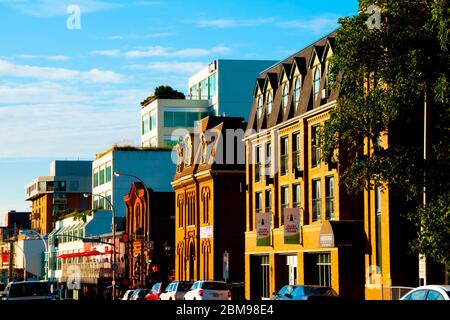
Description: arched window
xmin=294 ymin=77 xmax=301 ymax=109
xmin=257 ymin=95 xmax=263 ymax=119
xmin=202 ymin=188 xmax=210 ymax=224
xmin=267 ymin=91 xmax=273 ymax=115
xmin=282 ymin=83 xmax=289 ymax=110
xmin=314 ymin=67 xmax=321 ymax=100
xmin=203 ymin=242 xmax=210 ymax=280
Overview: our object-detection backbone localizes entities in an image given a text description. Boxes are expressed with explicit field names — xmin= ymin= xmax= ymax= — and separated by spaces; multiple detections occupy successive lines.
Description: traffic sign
xmin=143 ymin=241 xmax=154 ymax=250
xmin=111 ymin=263 xmax=118 ymax=271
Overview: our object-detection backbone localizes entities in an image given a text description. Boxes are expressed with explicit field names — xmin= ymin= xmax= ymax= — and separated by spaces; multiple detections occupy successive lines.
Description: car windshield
xmin=201 ymin=282 xmax=228 ymax=290
xmin=277 ymin=285 xmax=293 ymax=296
xmin=178 ymin=282 xmax=192 ymax=291
xmin=9 ymin=282 xmax=50 ymax=298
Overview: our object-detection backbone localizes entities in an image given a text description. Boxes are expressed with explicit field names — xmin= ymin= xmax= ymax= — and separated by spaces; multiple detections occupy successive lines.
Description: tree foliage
xmin=324 ymin=0 xmax=450 ymax=271
xmin=140 ymin=85 xmax=185 ymax=106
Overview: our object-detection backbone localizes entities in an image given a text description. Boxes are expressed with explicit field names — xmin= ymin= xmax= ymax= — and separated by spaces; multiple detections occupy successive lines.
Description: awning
xmin=57 ymin=248 xmax=113 ymax=259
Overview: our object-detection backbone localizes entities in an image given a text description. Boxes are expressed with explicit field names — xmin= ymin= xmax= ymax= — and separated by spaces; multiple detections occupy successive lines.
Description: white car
xmin=160 ymin=281 xmax=193 ymax=300
xmin=400 ymin=285 xmax=450 ymax=300
xmin=121 ymin=289 xmax=135 ymax=300
xmin=183 ymin=280 xmax=231 ymax=301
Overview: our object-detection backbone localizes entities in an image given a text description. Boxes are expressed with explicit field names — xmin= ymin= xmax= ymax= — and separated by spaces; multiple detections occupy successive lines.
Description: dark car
xmin=145 ymin=282 xmax=170 ymax=300
xmin=1 ymin=281 xmax=53 ymax=301
xmin=271 ymin=285 xmax=339 ymax=300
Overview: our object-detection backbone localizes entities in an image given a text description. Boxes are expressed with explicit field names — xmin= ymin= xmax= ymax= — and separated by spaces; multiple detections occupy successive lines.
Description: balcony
xmin=312 ymin=146 xmax=321 ymax=167
xmin=280 ymin=154 xmax=288 ymax=176
xmin=325 ymin=197 xmax=335 ymax=220
xmin=186 ymin=94 xmax=211 ymax=101
xmin=312 ymin=199 xmax=321 ymax=222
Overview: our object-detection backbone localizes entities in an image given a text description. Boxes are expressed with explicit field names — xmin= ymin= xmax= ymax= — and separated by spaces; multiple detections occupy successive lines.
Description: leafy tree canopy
xmin=324 ymin=0 xmax=449 ymax=274
xmin=141 ymin=85 xmax=185 ymax=106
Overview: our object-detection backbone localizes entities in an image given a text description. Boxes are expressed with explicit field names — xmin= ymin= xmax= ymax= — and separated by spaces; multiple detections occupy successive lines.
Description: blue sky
xmin=0 ymin=0 xmax=358 ymax=224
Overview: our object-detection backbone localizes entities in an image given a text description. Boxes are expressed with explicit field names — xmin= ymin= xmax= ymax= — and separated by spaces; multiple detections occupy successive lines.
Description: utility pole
xmin=419 ymin=91 xmax=428 ymax=286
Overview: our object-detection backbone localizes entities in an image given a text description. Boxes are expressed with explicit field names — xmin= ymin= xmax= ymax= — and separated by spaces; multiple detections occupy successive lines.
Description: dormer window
xmin=257 ymin=95 xmax=263 ymax=119
xmin=294 ymin=77 xmax=301 ymax=109
xmin=267 ymin=91 xmax=273 ymax=115
xmin=282 ymin=83 xmax=289 ymax=111
xmin=314 ymin=67 xmax=321 ymax=100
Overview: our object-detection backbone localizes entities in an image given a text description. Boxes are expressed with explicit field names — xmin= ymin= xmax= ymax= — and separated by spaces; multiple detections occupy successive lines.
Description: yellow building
xmin=244 ymin=33 xmax=369 ymax=300
xmin=172 ymin=116 xmax=247 ymax=283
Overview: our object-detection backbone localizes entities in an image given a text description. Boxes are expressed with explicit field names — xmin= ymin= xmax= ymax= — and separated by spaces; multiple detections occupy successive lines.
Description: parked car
xmin=121 ymin=289 xmax=135 ymax=300
xmin=183 ymin=280 xmax=231 ymax=300
xmin=159 ymin=281 xmax=193 ymax=300
xmin=271 ymin=285 xmax=339 ymax=300
xmin=129 ymin=288 xmax=151 ymax=301
xmin=145 ymin=282 xmax=170 ymax=300
xmin=400 ymin=285 xmax=450 ymax=300
xmin=0 ymin=281 xmax=54 ymax=301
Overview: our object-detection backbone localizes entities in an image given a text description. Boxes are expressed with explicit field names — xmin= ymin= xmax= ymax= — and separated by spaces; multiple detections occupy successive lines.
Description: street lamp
xmin=19 ymin=230 xmax=49 ymax=280
xmin=84 ymin=192 xmax=117 ymax=300
xmin=113 ymin=172 xmax=151 ymax=242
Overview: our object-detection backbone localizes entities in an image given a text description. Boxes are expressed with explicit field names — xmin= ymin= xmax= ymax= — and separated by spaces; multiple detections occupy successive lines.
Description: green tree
xmin=141 ymin=85 xmax=185 ymax=106
xmin=324 ymin=0 xmax=450 ymax=282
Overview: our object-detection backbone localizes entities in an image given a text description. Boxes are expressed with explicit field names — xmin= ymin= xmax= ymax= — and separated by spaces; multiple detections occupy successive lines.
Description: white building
xmin=92 ymin=147 xmax=175 ymax=217
xmin=141 ymin=59 xmax=277 ymax=148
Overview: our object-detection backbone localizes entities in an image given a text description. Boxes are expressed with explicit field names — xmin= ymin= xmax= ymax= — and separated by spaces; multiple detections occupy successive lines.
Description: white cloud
xmin=105 ymin=32 xmax=175 ymax=40
xmin=129 ymin=61 xmax=207 ymax=74
xmin=17 ymin=54 xmax=71 ymax=61
xmin=0 ymin=59 xmax=124 ymax=83
xmin=192 ymin=17 xmax=275 ymax=28
xmin=278 ymin=16 xmax=340 ymax=34
xmin=124 ymin=45 xmax=232 ymax=58
xmin=91 ymin=49 xmax=121 ymax=57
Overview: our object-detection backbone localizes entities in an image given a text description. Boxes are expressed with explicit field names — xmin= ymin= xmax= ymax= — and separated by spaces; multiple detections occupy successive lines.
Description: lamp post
xmin=20 ymin=230 xmax=49 ymax=280
xmin=84 ymin=192 xmax=117 ymax=300
xmin=113 ymin=172 xmax=151 ymax=242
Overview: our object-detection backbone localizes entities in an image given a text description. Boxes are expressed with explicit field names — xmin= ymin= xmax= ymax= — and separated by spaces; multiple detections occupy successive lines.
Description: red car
xmin=145 ymin=282 xmax=170 ymax=300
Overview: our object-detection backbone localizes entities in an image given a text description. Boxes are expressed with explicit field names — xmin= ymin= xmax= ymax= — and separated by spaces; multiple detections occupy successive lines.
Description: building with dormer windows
xmin=172 ymin=116 xmax=247 ymax=284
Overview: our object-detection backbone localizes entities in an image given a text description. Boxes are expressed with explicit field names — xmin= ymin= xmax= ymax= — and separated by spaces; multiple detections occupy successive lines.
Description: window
xmin=311 ymin=125 xmax=321 ymax=167
xmin=106 ymin=165 xmax=112 ymax=183
xmin=208 ymin=74 xmax=217 ymax=98
xmin=99 ymin=168 xmax=105 ymax=185
xmin=202 ymin=188 xmax=210 ymax=224
xmin=281 ymin=186 xmax=289 ymax=225
xmin=257 ymin=96 xmax=263 ymax=119
xmin=426 ymin=290 xmax=445 ymax=300
xmin=267 ymin=91 xmax=273 ymax=115
xmin=325 ymin=176 xmax=335 ymax=220
xmin=255 ymin=192 xmax=262 ymax=213
xmin=404 ymin=290 xmax=428 ymax=300
xmin=294 ymin=77 xmax=301 ymax=109
xmin=375 ymin=186 xmax=382 ymax=270
xmin=281 ymin=137 xmax=288 ymax=175
xmin=105 ymin=194 xmax=112 ymax=210
xmin=317 ymin=253 xmax=331 ymax=287
xmin=200 ymin=79 xmax=208 ymax=99
xmin=255 ymin=146 xmax=261 ymax=182
xmin=265 ymin=189 xmax=272 ymax=213
xmin=142 ymin=114 xmax=150 ymax=134
xmin=314 ymin=67 xmax=321 ymax=100
xmin=203 ymin=245 xmax=210 ymax=280
xmin=293 ymin=132 xmax=300 ymax=170
xmin=190 ymin=84 xmax=198 ymax=99
xmin=293 ymin=184 xmax=300 ymax=208
xmin=164 ymin=111 xmax=210 ymax=128
xmin=282 ymin=83 xmax=289 ymax=111
xmin=312 ymin=179 xmax=321 ymax=221
xmin=265 ymin=142 xmax=271 ymax=173
xmin=150 ymin=110 xmax=156 ymax=131
xmin=99 ymin=197 xmax=105 ymax=209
